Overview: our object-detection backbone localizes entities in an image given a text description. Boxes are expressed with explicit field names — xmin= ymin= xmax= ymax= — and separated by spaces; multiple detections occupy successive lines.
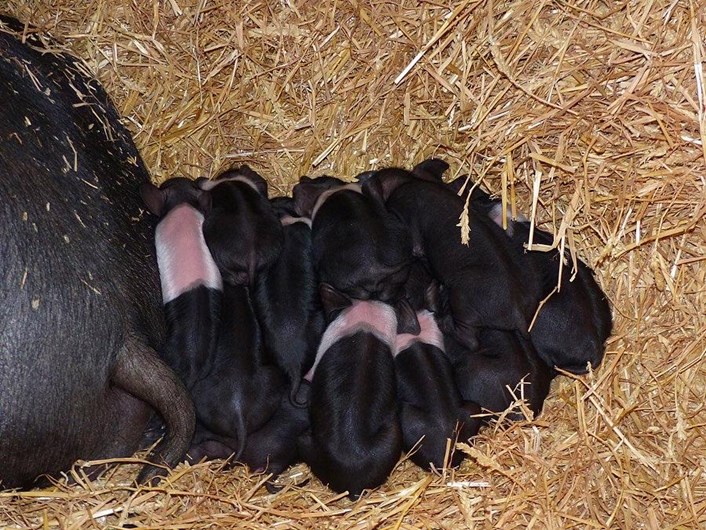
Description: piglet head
xmin=531 ymin=263 xmax=612 ymax=374
xmin=201 ymin=167 xmax=283 ymax=286
xmin=292 ymin=175 xmax=347 ymax=217
xmin=269 ymin=196 xmax=298 ymax=218
xmin=198 ymin=164 xmax=269 ymax=196
xmin=141 ymin=177 xmax=211 ymax=218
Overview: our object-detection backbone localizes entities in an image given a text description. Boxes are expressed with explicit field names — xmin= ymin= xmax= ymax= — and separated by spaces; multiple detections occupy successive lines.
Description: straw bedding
xmin=2 ymin=0 xmax=705 ymax=527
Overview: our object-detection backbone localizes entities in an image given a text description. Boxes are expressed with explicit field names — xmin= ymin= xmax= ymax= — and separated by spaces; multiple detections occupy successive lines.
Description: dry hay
xmin=2 ymin=0 xmax=705 ymax=528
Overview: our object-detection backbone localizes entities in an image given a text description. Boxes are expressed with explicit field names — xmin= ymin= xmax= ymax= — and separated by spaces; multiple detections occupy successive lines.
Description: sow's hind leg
xmin=110 ymin=335 xmax=195 ymax=484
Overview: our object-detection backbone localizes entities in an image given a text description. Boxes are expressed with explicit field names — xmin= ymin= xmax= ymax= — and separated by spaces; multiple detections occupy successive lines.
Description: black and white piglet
xmin=187 ymin=168 xmax=287 ymax=463
xmin=298 ymin=285 xmax=402 ymax=498
xmin=141 ymin=177 xmax=222 ymax=389
xmin=395 ymin=310 xmax=482 ymax=469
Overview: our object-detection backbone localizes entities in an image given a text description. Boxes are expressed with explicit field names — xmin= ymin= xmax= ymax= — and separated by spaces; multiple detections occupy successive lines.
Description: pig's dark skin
xmin=200 ymin=167 xmax=283 ymax=286
xmin=361 ymin=166 xmax=540 ymax=353
xmin=0 ymin=16 xmax=194 ymax=489
xmin=252 ymin=196 xmax=324 ymax=406
xmin=298 ymin=285 xmax=402 ymax=499
xmin=140 ymin=178 xmax=222 ymax=389
xmin=240 ymin=381 xmax=311 ymax=492
xmin=292 ymin=176 xmax=417 ymax=333
xmin=440 ymin=168 xmax=612 ymax=373
xmin=188 ymin=283 xmax=285 ymax=463
xmin=444 ymin=329 xmax=553 ymax=422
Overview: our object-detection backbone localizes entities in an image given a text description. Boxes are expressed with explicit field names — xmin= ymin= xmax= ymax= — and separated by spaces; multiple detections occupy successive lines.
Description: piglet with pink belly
xmin=298 ymin=285 xmax=402 ymax=499
xmin=393 ymin=261 xmax=481 ymax=470
xmin=394 ymin=310 xmax=482 ymax=470
xmin=141 ymin=178 xmax=222 ymax=390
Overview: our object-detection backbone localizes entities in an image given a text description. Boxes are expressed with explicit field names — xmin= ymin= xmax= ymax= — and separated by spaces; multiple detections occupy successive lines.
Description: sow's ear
xmin=319 ymin=282 xmax=352 ymax=322
xmin=140 ymin=182 xmax=165 ymax=217
xmin=360 ymin=167 xmax=413 ymax=204
xmin=412 ymin=158 xmax=449 ymax=182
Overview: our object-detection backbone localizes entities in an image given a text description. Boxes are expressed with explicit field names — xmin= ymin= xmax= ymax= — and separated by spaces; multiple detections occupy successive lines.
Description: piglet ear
xmin=354 ymin=170 xmax=376 ymax=183
xmin=361 ymin=168 xmax=411 ymax=204
xmin=412 ymin=158 xmax=449 ymax=182
xmin=195 ymin=176 xmax=211 ymax=190
xmin=197 ymin=189 xmax=212 ymax=214
xmin=292 ymin=176 xmax=318 ymax=217
xmin=238 ymin=165 xmax=269 ymax=197
xmin=424 ymin=280 xmax=441 ymax=313
xmin=319 ymin=283 xmax=352 ymax=321
xmin=395 ymin=298 xmax=420 ymax=335
xmin=447 ymin=175 xmax=497 ymax=209
xmin=140 ymin=182 xmax=165 ymax=216
xmin=446 ymin=175 xmax=470 ymax=196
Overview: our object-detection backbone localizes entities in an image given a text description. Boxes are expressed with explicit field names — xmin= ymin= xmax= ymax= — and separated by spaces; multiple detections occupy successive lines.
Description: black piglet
xmin=252 ymin=196 xmax=325 ymax=405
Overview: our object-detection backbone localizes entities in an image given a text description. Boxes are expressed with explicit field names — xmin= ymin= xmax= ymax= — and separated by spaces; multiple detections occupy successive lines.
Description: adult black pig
xmin=0 ymin=17 xmax=194 ymax=489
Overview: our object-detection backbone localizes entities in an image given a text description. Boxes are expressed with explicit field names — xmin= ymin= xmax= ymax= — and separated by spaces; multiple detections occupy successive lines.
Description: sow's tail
xmin=112 ymin=336 xmax=195 ymax=485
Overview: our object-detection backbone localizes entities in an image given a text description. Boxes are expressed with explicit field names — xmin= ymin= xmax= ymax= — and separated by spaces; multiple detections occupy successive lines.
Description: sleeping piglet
xmin=394 ymin=309 xmax=482 ymax=470
xmin=292 ymin=175 xmax=418 ymax=333
xmin=141 ymin=177 xmax=222 ymax=389
xmin=444 ymin=327 xmax=553 ymax=422
xmin=438 ymin=167 xmax=612 ymax=374
xmin=187 ymin=167 xmax=287 ymax=463
xmin=360 ymin=165 xmax=540 ymax=353
xmin=298 ymin=284 xmax=402 ymax=498
xmin=252 ymin=196 xmax=325 ymax=406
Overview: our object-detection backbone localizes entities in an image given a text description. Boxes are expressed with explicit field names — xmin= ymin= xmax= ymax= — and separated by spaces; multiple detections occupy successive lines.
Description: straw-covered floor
xmin=2 ymin=0 xmax=705 ymax=527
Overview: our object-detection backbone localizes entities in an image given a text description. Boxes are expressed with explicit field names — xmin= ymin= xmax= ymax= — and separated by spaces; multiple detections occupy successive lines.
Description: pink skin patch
xmin=304 ymin=300 xmax=397 ymax=382
xmin=280 ymin=215 xmax=311 ymax=227
xmin=155 ymin=203 xmax=223 ymax=304
xmin=394 ymin=310 xmax=445 ymax=355
xmin=198 ymin=174 xmax=259 ymax=192
xmin=488 ymin=203 xmax=528 ymax=238
xmin=310 ymin=183 xmax=362 ymax=221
